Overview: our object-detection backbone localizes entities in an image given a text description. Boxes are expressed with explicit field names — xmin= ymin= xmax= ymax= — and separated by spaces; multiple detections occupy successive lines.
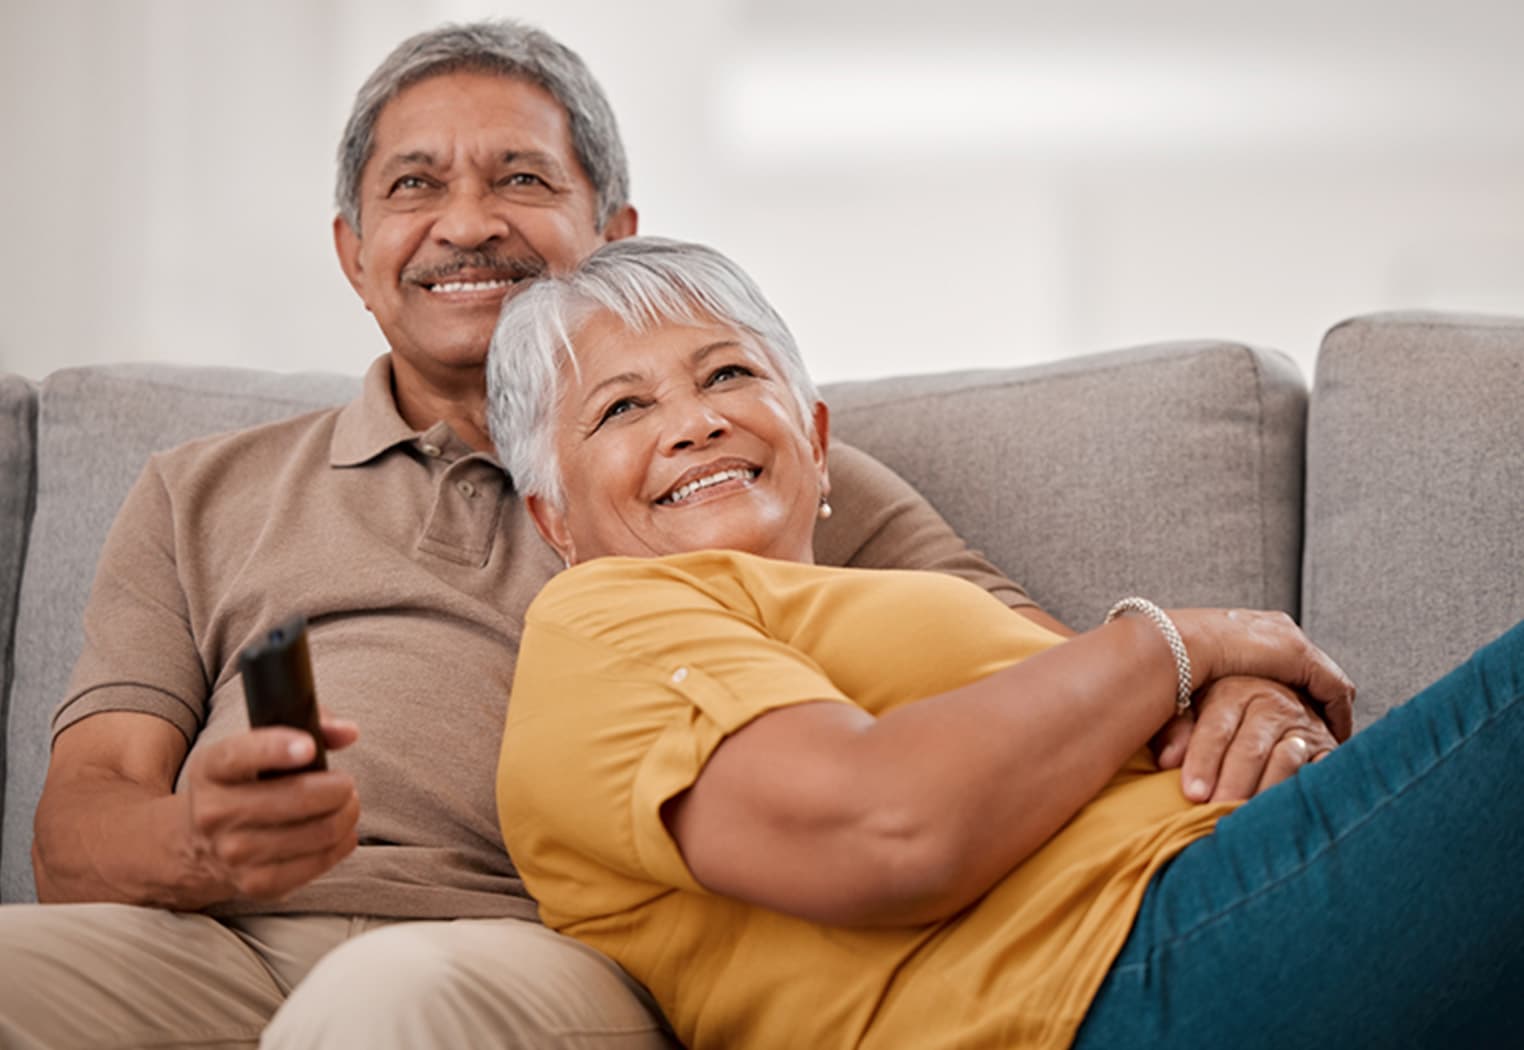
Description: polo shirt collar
xmin=328 ymin=355 xmax=420 ymax=466
xmin=329 ymin=354 xmax=505 ymax=474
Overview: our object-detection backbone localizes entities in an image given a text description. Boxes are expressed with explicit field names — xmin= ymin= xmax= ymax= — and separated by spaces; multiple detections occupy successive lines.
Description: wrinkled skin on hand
xmin=1150 ymin=608 xmax=1354 ymax=803
xmin=182 ymin=715 xmax=361 ymax=901
xmin=1152 ymin=676 xmax=1344 ymax=802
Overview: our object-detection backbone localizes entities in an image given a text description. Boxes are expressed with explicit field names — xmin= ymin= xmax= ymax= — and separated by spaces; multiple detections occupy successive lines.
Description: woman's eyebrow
xmin=690 ymin=341 xmax=744 ymax=365
xmin=584 ymin=371 xmax=644 ymax=403
xmin=579 ymin=340 xmax=749 ymax=409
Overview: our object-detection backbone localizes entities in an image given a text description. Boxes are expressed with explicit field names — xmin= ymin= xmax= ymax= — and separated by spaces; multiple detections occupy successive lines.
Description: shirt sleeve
xmin=816 ymin=441 xmax=1037 ymax=610
xmin=499 ymin=560 xmax=854 ymax=903
xmin=52 ymin=456 xmax=208 ymax=744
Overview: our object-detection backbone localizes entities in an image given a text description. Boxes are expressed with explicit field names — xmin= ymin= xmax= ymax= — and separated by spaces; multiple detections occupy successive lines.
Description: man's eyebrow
xmin=502 ymin=149 xmax=571 ymax=178
xmin=374 ymin=151 xmax=437 ymax=178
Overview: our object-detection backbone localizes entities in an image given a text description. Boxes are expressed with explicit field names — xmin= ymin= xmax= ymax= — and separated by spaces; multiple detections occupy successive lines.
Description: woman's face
xmin=526 ymin=309 xmax=829 ymax=566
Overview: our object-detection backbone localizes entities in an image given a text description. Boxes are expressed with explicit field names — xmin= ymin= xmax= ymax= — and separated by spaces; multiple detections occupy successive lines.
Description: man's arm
xmin=34 ymin=710 xmax=360 ymax=908
xmin=816 ymin=442 xmax=1042 ymax=611
xmin=35 ymin=454 xmax=361 ymax=908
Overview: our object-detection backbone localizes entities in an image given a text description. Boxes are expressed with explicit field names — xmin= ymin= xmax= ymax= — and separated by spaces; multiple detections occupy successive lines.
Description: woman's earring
xmin=817 ymin=496 xmax=833 ymax=521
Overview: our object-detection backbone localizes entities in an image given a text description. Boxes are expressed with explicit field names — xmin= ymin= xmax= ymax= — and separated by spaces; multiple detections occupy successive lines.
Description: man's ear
xmin=526 ymin=493 xmax=577 ymax=566
xmin=333 ymin=214 xmax=368 ymax=302
xmin=810 ymin=401 xmax=831 ymax=499
xmin=601 ymin=204 xmax=639 ymax=244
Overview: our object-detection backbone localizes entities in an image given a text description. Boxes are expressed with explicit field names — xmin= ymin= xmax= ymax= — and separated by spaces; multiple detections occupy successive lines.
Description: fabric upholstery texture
xmin=1304 ymin=312 xmax=1524 ymax=727
xmin=1 ymin=365 xmax=358 ymax=902
xmin=3 ymin=312 xmax=1519 ymax=900
xmin=828 ymin=341 xmax=1307 ymax=628
xmin=0 ymin=374 xmax=39 ymax=846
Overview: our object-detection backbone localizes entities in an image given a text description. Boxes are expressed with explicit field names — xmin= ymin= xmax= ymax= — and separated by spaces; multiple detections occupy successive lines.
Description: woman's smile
xmin=525 ymin=310 xmax=829 ymax=567
xmin=654 ymin=461 xmax=762 ymax=506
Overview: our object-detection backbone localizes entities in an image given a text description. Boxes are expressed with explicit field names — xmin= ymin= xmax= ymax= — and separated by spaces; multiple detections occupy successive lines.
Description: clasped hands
xmin=1153 ymin=609 xmax=1356 ymax=803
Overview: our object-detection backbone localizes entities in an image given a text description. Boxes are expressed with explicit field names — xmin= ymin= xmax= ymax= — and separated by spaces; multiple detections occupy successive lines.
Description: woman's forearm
xmin=670 ymin=615 xmax=1185 ymax=926
xmin=841 ymin=615 xmax=1182 ymax=920
xmin=672 ymin=605 xmax=1352 ymax=926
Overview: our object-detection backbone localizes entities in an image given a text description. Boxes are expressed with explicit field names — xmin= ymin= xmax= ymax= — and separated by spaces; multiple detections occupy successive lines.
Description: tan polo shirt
xmin=55 ymin=355 xmax=1031 ymax=920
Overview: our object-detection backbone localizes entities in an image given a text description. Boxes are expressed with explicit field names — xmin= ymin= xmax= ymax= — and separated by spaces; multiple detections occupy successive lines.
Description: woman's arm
xmin=665 ymin=608 xmax=1352 ymax=927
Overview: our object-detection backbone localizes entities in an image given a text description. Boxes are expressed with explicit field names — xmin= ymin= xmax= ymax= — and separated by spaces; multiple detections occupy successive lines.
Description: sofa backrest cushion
xmin=1304 ymin=312 xmax=1524 ymax=728
xmin=2 ymin=341 xmax=1307 ymax=902
xmin=2 ymin=365 xmax=358 ymax=902
xmin=826 ymin=341 xmax=1307 ymax=628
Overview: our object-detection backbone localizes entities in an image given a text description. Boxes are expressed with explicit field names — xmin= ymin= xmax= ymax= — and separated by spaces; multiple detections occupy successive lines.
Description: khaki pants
xmin=0 ymin=903 xmax=678 ymax=1049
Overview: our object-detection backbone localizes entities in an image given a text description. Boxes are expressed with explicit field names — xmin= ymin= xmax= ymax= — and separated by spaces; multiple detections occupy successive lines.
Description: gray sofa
xmin=3 ymin=310 xmax=1523 ymax=905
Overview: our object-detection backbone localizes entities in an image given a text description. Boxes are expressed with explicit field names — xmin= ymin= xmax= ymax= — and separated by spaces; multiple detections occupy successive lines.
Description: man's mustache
xmin=403 ymin=252 xmax=546 ymax=285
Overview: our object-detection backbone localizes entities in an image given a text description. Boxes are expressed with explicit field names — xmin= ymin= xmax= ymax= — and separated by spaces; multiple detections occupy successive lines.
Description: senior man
xmin=0 ymin=18 xmax=1052 ymax=1050
xmin=0 ymin=17 xmax=1338 ymax=1050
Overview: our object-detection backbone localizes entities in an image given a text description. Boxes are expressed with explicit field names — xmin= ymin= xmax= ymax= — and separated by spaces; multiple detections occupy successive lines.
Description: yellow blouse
xmin=499 ymin=550 xmax=1233 ymax=1049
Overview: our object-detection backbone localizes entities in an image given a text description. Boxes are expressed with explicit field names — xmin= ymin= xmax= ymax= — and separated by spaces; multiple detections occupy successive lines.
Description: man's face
xmin=334 ymin=70 xmax=637 ymax=387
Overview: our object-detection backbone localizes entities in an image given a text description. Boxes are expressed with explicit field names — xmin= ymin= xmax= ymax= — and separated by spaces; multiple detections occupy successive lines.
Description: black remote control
xmin=239 ymin=614 xmax=327 ymax=777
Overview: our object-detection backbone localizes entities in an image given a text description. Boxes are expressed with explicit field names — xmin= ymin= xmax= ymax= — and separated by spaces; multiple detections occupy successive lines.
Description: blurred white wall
xmin=2 ymin=0 xmax=1521 ymax=386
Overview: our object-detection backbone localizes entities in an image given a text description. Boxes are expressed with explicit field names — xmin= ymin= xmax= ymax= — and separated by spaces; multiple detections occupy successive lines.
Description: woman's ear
xmin=811 ymin=401 xmax=831 ymax=496
xmin=526 ymin=494 xmax=576 ymax=566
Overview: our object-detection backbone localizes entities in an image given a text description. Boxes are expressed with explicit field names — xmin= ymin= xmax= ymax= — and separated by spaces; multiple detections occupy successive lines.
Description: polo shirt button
xmin=457 ymin=480 xmax=478 ymax=498
xmin=420 ymin=442 xmax=442 ymax=457
xmin=671 ymin=667 xmax=688 ymax=683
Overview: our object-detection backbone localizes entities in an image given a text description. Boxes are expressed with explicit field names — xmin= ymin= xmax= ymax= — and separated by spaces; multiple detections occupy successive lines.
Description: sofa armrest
xmin=0 ymin=373 xmax=40 ymax=883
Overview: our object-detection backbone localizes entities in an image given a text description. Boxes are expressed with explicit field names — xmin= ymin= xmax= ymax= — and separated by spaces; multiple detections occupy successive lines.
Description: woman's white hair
xmin=486 ymin=237 xmax=821 ymax=507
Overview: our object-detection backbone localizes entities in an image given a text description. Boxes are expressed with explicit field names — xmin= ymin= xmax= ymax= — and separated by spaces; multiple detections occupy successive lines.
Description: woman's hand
xmin=1172 ymin=608 xmax=1356 ymax=720
xmin=1153 ymin=676 xmax=1340 ymax=802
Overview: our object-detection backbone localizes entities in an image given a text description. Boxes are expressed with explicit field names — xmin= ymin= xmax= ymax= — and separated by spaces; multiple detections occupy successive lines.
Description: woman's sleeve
xmin=498 ymin=561 xmax=855 ymax=903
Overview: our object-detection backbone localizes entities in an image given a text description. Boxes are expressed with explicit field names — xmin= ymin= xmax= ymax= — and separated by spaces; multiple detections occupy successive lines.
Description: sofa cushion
xmin=0 ymin=375 xmax=39 ymax=856
xmin=825 ymin=340 xmax=1307 ymax=629
xmin=1303 ymin=311 xmax=1524 ymax=729
xmin=2 ymin=364 xmax=359 ymax=902
xmin=2 ymin=344 xmax=1307 ymax=902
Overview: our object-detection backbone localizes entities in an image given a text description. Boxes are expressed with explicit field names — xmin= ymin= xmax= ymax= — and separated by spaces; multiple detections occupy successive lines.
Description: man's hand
xmin=182 ymin=715 xmax=360 ymax=901
xmin=1151 ymin=676 xmax=1340 ymax=802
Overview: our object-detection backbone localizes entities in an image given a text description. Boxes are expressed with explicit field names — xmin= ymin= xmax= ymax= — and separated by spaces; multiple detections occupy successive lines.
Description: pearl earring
xmin=817 ymin=496 xmax=833 ymax=521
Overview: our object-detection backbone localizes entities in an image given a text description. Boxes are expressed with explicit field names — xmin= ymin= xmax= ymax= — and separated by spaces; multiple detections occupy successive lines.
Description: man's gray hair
xmin=487 ymin=237 xmax=821 ymax=508
xmin=335 ymin=19 xmax=629 ymax=234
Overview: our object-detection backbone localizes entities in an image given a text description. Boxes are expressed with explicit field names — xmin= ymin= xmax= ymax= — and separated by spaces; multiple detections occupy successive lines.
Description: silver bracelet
xmin=1104 ymin=597 xmax=1193 ymax=716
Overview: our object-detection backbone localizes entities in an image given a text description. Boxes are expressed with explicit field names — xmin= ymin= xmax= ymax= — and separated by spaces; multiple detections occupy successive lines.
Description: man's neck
xmin=390 ymin=359 xmax=494 ymax=454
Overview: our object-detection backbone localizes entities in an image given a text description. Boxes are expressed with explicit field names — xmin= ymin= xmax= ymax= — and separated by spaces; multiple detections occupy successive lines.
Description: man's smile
xmin=404 ymin=254 xmax=546 ymax=298
xmin=427 ymin=277 xmax=516 ymax=294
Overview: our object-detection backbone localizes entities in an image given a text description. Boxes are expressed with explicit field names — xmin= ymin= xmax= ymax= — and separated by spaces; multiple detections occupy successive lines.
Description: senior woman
xmin=485 ymin=238 xmax=1522 ymax=1049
